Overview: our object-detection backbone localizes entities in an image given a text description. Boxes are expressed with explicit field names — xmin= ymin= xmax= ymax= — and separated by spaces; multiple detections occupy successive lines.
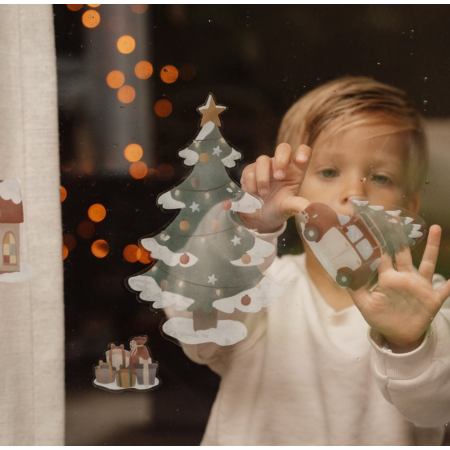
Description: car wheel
xmin=336 ymin=272 xmax=352 ymax=288
xmin=304 ymin=226 xmax=319 ymax=242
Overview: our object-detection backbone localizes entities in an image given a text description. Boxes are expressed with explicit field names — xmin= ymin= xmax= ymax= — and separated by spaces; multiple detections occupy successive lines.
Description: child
xmin=183 ymin=77 xmax=450 ymax=445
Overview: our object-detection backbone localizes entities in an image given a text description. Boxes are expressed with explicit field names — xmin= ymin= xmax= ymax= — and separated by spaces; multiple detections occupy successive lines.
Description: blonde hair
xmin=277 ymin=76 xmax=428 ymax=194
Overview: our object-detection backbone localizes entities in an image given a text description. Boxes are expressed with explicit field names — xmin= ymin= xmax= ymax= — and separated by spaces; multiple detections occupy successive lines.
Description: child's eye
xmin=321 ymin=169 xmax=338 ymax=178
xmin=371 ymin=174 xmax=390 ymax=185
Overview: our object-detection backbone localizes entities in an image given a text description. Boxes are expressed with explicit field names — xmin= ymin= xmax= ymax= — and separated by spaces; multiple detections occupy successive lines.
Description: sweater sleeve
xmin=368 ymin=274 xmax=450 ymax=427
xmin=168 ymin=224 xmax=286 ymax=375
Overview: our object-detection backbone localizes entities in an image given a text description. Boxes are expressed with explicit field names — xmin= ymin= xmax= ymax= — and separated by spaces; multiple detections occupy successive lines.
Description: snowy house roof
xmin=0 ymin=180 xmax=23 ymax=223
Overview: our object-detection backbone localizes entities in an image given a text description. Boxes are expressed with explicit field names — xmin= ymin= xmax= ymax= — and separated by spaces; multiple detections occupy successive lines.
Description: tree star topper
xmin=198 ymin=93 xmax=227 ymax=127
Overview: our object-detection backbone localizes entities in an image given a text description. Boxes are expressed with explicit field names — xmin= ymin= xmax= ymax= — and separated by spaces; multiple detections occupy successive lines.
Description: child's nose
xmin=341 ymin=174 xmax=367 ymax=205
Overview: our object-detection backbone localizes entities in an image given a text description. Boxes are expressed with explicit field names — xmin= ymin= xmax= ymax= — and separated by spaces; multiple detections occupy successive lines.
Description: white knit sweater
xmin=181 ymin=252 xmax=450 ymax=445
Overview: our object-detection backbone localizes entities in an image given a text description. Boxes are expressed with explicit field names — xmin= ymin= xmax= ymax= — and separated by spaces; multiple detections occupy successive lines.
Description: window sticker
xmin=127 ymin=94 xmax=285 ymax=346
xmin=93 ymin=336 xmax=160 ymax=393
xmin=0 ymin=179 xmax=37 ymax=283
xmin=296 ymin=198 xmax=426 ymax=290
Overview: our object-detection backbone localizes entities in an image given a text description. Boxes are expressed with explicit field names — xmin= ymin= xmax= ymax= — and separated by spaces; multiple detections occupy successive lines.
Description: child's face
xmin=298 ymin=120 xmax=420 ymax=215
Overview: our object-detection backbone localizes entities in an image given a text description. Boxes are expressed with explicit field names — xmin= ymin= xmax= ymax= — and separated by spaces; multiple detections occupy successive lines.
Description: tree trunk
xmin=193 ymin=308 xmax=218 ymax=331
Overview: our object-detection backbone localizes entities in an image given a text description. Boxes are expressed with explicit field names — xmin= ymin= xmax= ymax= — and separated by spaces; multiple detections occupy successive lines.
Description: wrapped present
xmin=107 ymin=344 xmax=130 ymax=369
xmin=135 ymin=359 xmax=158 ymax=386
xmin=129 ymin=336 xmax=151 ymax=371
xmin=115 ymin=365 xmax=136 ymax=388
xmin=95 ymin=360 xmax=116 ymax=384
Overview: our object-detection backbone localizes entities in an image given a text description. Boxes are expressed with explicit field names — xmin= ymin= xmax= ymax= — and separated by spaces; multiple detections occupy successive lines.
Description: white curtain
xmin=0 ymin=5 xmax=64 ymax=445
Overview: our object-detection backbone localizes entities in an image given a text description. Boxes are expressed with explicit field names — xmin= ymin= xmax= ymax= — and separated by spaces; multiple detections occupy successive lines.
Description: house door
xmin=3 ymin=232 xmax=17 ymax=265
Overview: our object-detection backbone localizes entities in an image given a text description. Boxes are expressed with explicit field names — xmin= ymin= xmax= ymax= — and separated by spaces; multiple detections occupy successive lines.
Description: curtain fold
xmin=0 ymin=5 xmax=64 ymax=445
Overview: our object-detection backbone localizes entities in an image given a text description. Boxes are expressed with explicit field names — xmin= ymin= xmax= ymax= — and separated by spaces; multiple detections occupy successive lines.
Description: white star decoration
xmin=208 ymin=274 xmax=218 ymax=285
xmin=189 ymin=202 xmax=200 ymax=212
xmin=231 ymin=236 xmax=241 ymax=246
xmin=212 ymin=146 xmax=222 ymax=156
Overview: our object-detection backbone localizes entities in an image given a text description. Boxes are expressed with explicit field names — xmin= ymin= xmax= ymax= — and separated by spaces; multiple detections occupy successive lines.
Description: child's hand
xmin=238 ymin=143 xmax=312 ymax=233
xmin=349 ymin=225 xmax=450 ymax=353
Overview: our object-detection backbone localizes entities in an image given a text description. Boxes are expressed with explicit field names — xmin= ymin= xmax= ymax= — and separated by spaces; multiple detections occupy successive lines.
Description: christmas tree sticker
xmin=127 ymin=94 xmax=285 ymax=346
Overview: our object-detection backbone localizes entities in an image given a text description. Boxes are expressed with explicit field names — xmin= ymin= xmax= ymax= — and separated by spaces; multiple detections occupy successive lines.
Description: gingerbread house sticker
xmin=0 ymin=180 xmax=23 ymax=274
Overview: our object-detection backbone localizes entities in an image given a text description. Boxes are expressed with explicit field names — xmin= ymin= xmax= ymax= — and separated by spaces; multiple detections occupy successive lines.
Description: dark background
xmin=55 ymin=5 xmax=450 ymax=445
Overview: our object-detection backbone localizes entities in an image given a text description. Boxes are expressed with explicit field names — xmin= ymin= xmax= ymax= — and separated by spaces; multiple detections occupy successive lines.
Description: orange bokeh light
xmin=135 ymin=61 xmax=153 ymax=79
xmin=91 ymin=240 xmax=109 ymax=258
xmin=124 ymin=143 xmax=143 ymax=162
xmin=117 ymin=35 xmax=135 ymax=54
xmin=82 ymin=9 xmax=101 ymax=28
xmin=160 ymin=65 xmax=179 ymax=84
xmin=129 ymin=161 xmax=148 ymax=179
xmin=63 ymin=234 xmax=77 ymax=252
xmin=138 ymin=244 xmax=153 ymax=264
xmin=60 ymin=186 xmax=67 ymax=202
xmin=131 ymin=4 xmax=148 ymax=14
xmin=154 ymin=99 xmax=173 ymax=118
xmin=157 ymin=163 xmax=174 ymax=181
xmin=106 ymin=70 xmax=125 ymax=89
xmin=123 ymin=244 xmax=141 ymax=263
xmin=117 ymin=85 xmax=135 ymax=104
xmin=87 ymin=4 xmax=101 ymax=6
xmin=77 ymin=221 xmax=96 ymax=239
xmin=67 ymin=4 xmax=83 ymax=11
xmin=63 ymin=244 xmax=69 ymax=260
xmin=88 ymin=203 xmax=107 ymax=222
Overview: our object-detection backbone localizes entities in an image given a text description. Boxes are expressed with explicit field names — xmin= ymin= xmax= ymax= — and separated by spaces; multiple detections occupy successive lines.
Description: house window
xmin=3 ymin=232 xmax=17 ymax=265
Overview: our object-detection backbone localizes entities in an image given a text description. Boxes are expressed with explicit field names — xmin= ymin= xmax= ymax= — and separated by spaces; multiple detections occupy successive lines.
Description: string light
xmin=135 ymin=61 xmax=153 ymax=79
xmin=82 ymin=9 xmax=101 ymax=28
xmin=63 ymin=244 xmax=69 ymax=260
xmin=131 ymin=4 xmax=148 ymax=14
xmin=77 ymin=221 xmax=95 ymax=239
xmin=124 ymin=143 xmax=143 ymax=162
xmin=154 ymin=99 xmax=172 ymax=117
xmin=117 ymin=35 xmax=135 ymax=54
xmin=138 ymin=244 xmax=153 ymax=264
xmin=160 ymin=65 xmax=179 ymax=84
xmin=157 ymin=163 xmax=174 ymax=181
xmin=67 ymin=5 xmax=83 ymax=11
xmin=91 ymin=240 xmax=109 ymax=258
xmin=129 ymin=161 xmax=148 ymax=179
xmin=88 ymin=204 xmax=107 ymax=222
xmin=60 ymin=186 xmax=67 ymax=202
xmin=63 ymin=234 xmax=77 ymax=252
xmin=117 ymin=85 xmax=135 ymax=103
xmin=123 ymin=244 xmax=141 ymax=263
xmin=106 ymin=70 xmax=125 ymax=89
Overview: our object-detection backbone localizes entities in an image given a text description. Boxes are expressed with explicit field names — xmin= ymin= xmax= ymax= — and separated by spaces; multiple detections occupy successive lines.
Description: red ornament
xmin=180 ymin=253 xmax=190 ymax=264
xmin=222 ymin=200 xmax=232 ymax=210
xmin=241 ymin=295 xmax=251 ymax=306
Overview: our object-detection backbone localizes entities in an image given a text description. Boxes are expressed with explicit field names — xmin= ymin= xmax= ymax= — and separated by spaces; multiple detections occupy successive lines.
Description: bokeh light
xmin=88 ymin=203 xmax=107 ymax=222
xmin=154 ymin=99 xmax=173 ymax=117
xmin=87 ymin=4 xmax=101 ymax=6
xmin=63 ymin=244 xmax=69 ymax=260
xmin=124 ymin=143 xmax=143 ymax=162
xmin=60 ymin=186 xmax=67 ymax=202
xmin=179 ymin=63 xmax=196 ymax=81
xmin=157 ymin=163 xmax=174 ymax=182
xmin=117 ymin=85 xmax=135 ymax=103
xmin=117 ymin=35 xmax=136 ymax=54
xmin=67 ymin=5 xmax=83 ymax=11
xmin=61 ymin=160 xmax=75 ymax=173
xmin=129 ymin=161 xmax=148 ymax=179
xmin=131 ymin=4 xmax=148 ymax=14
xmin=82 ymin=9 xmax=101 ymax=28
xmin=63 ymin=234 xmax=77 ymax=252
xmin=106 ymin=70 xmax=125 ymax=89
xmin=123 ymin=244 xmax=141 ymax=263
xmin=138 ymin=244 xmax=153 ymax=264
xmin=77 ymin=221 xmax=95 ymax=239
xmin=135 ymin=61 xmax=153 ymax=79
xmin=91 ymin=240 xmax=109 ymax=258
xmin=160 ymin=65 xmax=179 ymax=84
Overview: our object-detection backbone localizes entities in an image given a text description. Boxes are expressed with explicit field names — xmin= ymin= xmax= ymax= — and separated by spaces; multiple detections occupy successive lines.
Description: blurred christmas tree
xmin=128 ymin=94 xmax=284 ymax=346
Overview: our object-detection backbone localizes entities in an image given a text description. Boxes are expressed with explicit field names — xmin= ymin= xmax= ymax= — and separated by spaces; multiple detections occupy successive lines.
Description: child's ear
xmin=406 ymin=192 xmax=420 ymax=214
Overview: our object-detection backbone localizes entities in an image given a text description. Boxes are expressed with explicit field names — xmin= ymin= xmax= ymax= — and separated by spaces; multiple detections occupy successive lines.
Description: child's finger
xmin=255 ymin=155 xmax=272 ymax=197
xmin=293 ymin=144 xmax=312 ymax=165
xmin=272 ymin=143 xmax=293 ymax=180
xmin=377 ymin=251 xmax=394 ymax=274
xmin=279 ymin=195 xmax=311 ymax=219
xmin=394 ymin=246 xmax=414 ymax=272
xmin=418 ymin=224 xmax=441 ymax=282
xmin=240 ymin=164 xmax=258 ymax=195
xmin=436 ymin=278 xmax=450 ymax=305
